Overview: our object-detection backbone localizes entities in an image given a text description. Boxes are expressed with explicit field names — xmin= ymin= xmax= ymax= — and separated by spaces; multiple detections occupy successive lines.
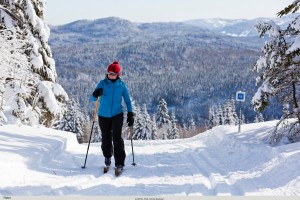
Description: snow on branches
xmin=253 ymin=2 xmax=300 ymax=144
xmin=0 ymin=0 xmax=68 ymax=127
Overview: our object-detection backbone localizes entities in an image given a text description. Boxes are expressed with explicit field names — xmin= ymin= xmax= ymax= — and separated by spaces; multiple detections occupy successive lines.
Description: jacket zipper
xmin=111 ymin=83 xmax=115 ymax=116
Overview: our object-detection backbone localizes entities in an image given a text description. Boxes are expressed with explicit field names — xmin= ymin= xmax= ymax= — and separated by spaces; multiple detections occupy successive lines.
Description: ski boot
xmin=115 ymin=165 xmax=124 ymax=176
xmin=103 ymin=158 xmax=111 ymax=173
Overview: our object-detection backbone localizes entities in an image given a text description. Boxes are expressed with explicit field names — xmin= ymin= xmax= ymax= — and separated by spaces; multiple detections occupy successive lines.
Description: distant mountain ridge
xmin=49 ymin=17 xmax=219 ymax=46
xmin=184 ymin=14 xmax=296 ymax=37
xmin=49 ymin=14 xmax=296 ymax=46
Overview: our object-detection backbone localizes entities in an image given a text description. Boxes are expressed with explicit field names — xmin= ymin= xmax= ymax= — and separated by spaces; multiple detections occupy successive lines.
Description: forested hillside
xmin=49 ymin=17 xmax=283 ymax=127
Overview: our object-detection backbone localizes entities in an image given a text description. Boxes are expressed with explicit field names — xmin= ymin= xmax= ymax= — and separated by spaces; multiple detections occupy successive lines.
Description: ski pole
xmin=130 ymin=127 xmax=136 ymax=166
xmin=81 ymin=96 xmax=100 ymax=169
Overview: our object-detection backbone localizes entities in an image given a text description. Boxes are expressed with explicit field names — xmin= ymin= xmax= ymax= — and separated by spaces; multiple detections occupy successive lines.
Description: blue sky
xmin=44 ymin=0 xmax=294 ymax=25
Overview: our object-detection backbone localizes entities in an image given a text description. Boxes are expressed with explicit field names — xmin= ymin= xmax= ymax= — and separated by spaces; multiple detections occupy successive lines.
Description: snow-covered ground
xmin=0 ymin=120 xmax=300 ymax=196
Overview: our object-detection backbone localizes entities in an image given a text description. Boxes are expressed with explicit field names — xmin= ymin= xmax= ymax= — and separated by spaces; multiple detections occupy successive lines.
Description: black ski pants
xmin=98 ymin=113 xmax=125 ymax=167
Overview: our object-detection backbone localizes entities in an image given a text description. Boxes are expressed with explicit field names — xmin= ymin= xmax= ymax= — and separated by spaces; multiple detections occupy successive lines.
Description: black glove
xmin=127 ymin=112 xmax=135 ymax=127
xmin=92 ymin=88 xmax=103 ymax=98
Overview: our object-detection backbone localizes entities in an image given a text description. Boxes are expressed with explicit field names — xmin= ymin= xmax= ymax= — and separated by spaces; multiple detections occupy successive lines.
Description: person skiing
xmin=91 ymin=61 xmax=134 ymax=174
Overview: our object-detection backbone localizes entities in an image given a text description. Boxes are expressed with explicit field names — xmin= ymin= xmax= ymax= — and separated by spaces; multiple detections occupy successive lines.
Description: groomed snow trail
xmin=0 ymin=121 xmax=300 ymax=196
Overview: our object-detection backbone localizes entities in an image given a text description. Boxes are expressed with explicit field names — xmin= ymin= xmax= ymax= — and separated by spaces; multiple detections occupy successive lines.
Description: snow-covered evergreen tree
xmin=156 ymin=98 xmax=170 ymax=127
xmin=240 ymin=112 xmax=246 ymax=125
xmin=12 ymin=83 xmax=30 ymax=123
xmin=81 ymin=112 xmax=101 ymax=143
xmin=141 ymin=104 xmax=153 ymax=140
xmin=235 ymin=105 xmax=245 ymax=126
xmin=53 ymin=98 xmax=84 ymax=138
xmin=216 ymin=103 xmax=224 ymax=126
xmin=253 ymin=1 xmax=300 ymax=143
xmin=254 ymin=112 xmax=264 ymax=123
xmin=0 ymin=27 xmax=28 ymax=74
xmin=169 ymin=111 xmax=179 ymax=139
xmin=151 ymin=115 xmax=158 ymax=140
xmin=208 ymin=106 xmax=216 ymax=128
xmin=181 ymin=123 xmax=188 ymax=138
xmin=91 ymin=122 xmax=101 ymax=143
xmin=0 ymin=0 xmax=68 ymax=127
xmin=132 ymin=104 xmax=157 ymax=140
xmin=0 ymin=27 xmax=38 ymax=125
xmin=188 ymin=117 xmax=196 ymax=131
xmin=232 ymin=99 xmax=239 ymax=125
xmin=209 ymin=98 xmax=240 ymax=129
xmin=225 ymin=98 xmax=239 ymax=125
xmin=156 ymin=98 xmax=171 ymax=139
xmin=132 ymin=105 xmax=143 ymax=140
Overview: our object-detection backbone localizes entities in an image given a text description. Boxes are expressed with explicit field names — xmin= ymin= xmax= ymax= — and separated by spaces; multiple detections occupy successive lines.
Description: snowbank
xmin=0 ymin=120 xmax=300 ymax=196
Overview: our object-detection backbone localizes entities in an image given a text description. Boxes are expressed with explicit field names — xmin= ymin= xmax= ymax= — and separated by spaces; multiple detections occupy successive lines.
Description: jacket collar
xmin=105 ymin=76 xmax=120 ymax=83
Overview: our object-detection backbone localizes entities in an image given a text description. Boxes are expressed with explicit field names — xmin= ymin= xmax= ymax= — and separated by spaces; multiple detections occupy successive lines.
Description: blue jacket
xmin=90 ymin=77 xmax=133 ymax=118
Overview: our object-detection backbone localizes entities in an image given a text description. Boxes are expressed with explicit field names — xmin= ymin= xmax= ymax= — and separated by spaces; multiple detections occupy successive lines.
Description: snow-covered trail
xmin=0 ymin=121 xmax=300 ymax=196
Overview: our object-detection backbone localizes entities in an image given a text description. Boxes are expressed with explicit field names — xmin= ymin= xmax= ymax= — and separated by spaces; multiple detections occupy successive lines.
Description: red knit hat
xmin=107 ymin=61 xmax=121 ymax=76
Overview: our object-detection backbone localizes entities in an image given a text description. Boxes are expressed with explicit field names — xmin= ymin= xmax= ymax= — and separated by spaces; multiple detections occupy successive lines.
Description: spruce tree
xmin=188 ymin=117 xmax=196 ymax=131
xmin=142 ymin=104 xmax=152 ymax=140
xmin=230 ymin=97 xmax=239 ymax=125
xmin=240 ymin=113 xmax=246 ymax=125
xmin=156 ymin=98 xmax=171 ymax=139
xmin=208 ymin=106 xmax=216 ymax=128
xmin=182 ymin=123 xmax=188 ymax=138
xmin=254 ymin=112 xmax=264 ymax=123
xmin=253 ymin=1 xmax=300 ymax=143
xmin=131 ymin=103 xmax=157 ymax=140
xmin=224 ymin=98 xmax=239 ymax=125
xmin=132 ymin=105 xmax=143 ymax=140
xmin=81 ymin=113 xmax=101 ymax=143
xmin=169 ymin=111 xmax=179 ymax=139
xmin=0 ymin=0 xmax=68 ymax=127
xmin=151 ymin=115 xmax=158 ymax=140
xmin=53 ymin=98 xmax=84 ymax=139
xmin=156 ymin=98 xmax=170 ymax=128
xmin=223 ymin=103 xmax=231 ymax=125
xmin=216 ymin=104 xmax=224 ymax=125
xmin=91 ymin=122 xmax=101 ymax=143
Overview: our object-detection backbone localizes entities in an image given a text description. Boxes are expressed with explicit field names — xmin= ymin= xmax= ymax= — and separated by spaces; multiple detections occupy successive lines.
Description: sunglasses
xmin=107 ymin=72 xmax=117 ymax=76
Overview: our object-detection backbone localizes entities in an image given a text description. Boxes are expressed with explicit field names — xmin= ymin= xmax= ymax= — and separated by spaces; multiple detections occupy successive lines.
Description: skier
xmin=91 ymin=61 xmax=134 ymax=174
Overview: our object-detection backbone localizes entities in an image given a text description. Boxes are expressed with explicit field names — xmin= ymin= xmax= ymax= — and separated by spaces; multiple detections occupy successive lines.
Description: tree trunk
xmin=291 ymin=74 xmax=300 ymax=122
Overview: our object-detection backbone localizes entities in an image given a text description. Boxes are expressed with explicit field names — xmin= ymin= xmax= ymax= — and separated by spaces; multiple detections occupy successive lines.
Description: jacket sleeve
xmin=122 ymin=83 xmax=133 ymax=112
xmin=90 ymin=81 xmax=103 ymax=102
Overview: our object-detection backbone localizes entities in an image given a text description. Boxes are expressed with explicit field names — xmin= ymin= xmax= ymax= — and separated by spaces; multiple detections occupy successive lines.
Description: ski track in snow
xmin=1 ymin=121 xmax=300 ymax=196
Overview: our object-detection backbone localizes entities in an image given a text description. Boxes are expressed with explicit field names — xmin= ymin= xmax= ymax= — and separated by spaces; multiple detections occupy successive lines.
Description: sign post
xmin=236 ymin=91 xmax=246 ymax=132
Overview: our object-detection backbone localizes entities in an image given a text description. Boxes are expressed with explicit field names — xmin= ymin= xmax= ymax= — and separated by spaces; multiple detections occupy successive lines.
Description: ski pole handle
xmin=93 ymin=97 xmax=100 ymax=122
